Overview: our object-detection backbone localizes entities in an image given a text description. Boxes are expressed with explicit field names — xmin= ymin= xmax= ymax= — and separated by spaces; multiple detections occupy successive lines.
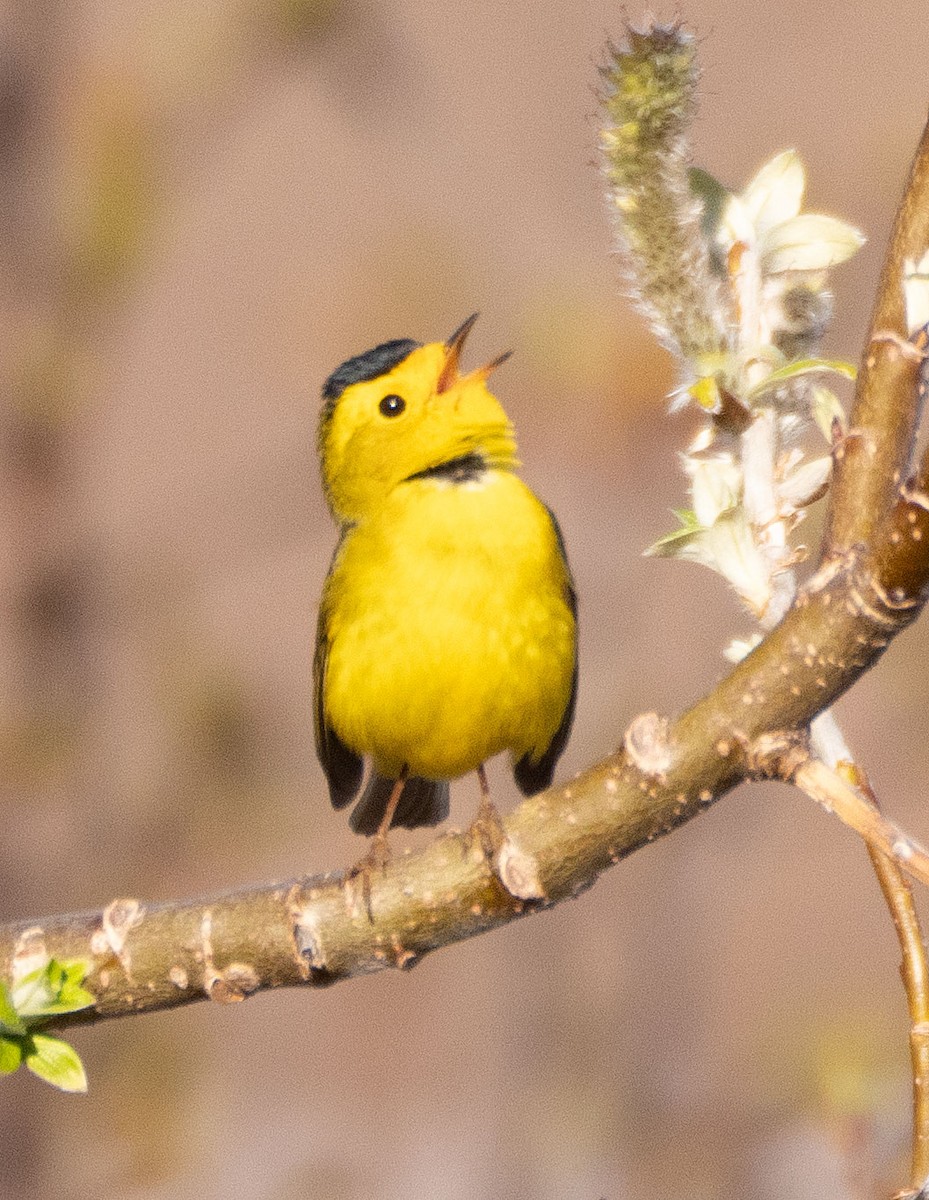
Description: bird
xmin=314 ymin=313 xmax=577 ymax=895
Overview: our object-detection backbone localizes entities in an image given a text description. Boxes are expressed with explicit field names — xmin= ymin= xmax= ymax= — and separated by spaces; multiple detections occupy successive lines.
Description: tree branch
xmin=791 ymin=759 xmax=929 ymax=888
xmin=826 ymin=115 xmax=929 ymax=554
xmin=4 ymin=477 xmax=929 ymax=1029
xmin=806 ymin=714 xmax=929 ymax=1196
xmin=859 ymin=779 xmax=929 ymax=1197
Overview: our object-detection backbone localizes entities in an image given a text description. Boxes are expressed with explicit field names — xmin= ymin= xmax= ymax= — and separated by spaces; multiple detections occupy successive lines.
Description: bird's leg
xmin=468 ymin=763 xmax=507 ymax=863
xmin=349 ymin=767 xmax=408 ymax=922
xmin=369 ymin=771 xmax=407 ymax=867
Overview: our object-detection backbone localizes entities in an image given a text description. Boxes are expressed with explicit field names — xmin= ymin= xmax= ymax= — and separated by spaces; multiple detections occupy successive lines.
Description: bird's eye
xmin=379 ymin=394 xmax=406 ymax=417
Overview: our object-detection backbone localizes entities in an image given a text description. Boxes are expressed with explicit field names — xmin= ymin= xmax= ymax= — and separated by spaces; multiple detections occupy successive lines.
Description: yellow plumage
xmin=314 ymin=315 xmax=577 ymax=841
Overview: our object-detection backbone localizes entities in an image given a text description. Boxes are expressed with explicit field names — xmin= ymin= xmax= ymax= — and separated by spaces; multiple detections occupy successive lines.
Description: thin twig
xmin=809 ymin=711 xmax=929 ymax=1195
xmin=813 ymin=727 xmax=929 ymax=1197
xmin=862 ymin=833 xmax=929 ymax=1195
xmin=792 ymin=759 xmax=929 ymax=890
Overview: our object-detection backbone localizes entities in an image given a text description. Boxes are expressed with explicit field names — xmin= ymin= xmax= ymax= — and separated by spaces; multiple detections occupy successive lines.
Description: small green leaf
xmin=11 ymin=958 xmax=95 ymax=1020
xmin=12 ymin=963 xmax=58 ymax=1019
xmin=0 ymin=982 xmax=26 ymax=1036
xmin=645 ymin=509 xmax=703 ymax=554
xmin=645 ymin=527 xmax=699 ymax=555
xmin=60 ymin=960 xmax=91 ymax=988
xmin=37 ymin=987 xmax=96 ymax=1017
xmin=811 ymin=386 xmax=847 ymax=442
xmin=0 ymin=1036 xmax=24 ymax=1074
xmin=746 ymin=357 xmax=856 ymax=399
xmin=689 ymin=167 xmax=731 ymax=248
xmin=51 ymin=961 xmax=95 ymax=1015
xmin=25 ymin=1034 xmax=88 ymax=1094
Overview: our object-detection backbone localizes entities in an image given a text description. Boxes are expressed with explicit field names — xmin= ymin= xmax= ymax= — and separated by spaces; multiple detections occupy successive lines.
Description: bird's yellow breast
xmin=321 ymin=470 xmax=575 ymax=781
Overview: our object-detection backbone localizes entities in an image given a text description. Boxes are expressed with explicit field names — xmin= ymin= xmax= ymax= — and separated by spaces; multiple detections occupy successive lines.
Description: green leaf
xmin=745 ymin=357 xmax=856 ymax=399
xmin=689 ymin=167 xmax=731 ymax=247
xmin=25 ymin=1034 xmax=88 ymax=1094
xmin=0 ymin=982 xmax=26 ymax=1036
xmin=0 ymin=1036 xmax=24 ymax=1074
xmin=37 ymin=987 xmax=96 ymax=1017
xmin=645 ymin=509 xmax=703 ymax=554
xmin=61 ymin=960 xmax=90 ymax=987
xmin=49 ymin=961 xmax=95 ymax=1015
xmin=11 ymin=958 xmax=95 ymax=1020
xmin=811 ymin=385 xmax=846 ymax=442
xmin=645 ymin=528 xmax=698 ymax=554
xmin=12 ymin=963 xmax=58 ymax=1019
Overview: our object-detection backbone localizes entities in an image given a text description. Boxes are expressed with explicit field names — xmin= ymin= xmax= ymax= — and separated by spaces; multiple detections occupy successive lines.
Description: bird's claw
xmin=347 ymin=834 xmax=392 ymax=923
xmin=466 ymin=796 xmax=507 ymax=865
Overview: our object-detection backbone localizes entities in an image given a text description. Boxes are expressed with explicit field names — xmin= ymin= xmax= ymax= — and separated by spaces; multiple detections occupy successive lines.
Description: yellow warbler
xmin=314 ymin=314 xmax=577 ymax=862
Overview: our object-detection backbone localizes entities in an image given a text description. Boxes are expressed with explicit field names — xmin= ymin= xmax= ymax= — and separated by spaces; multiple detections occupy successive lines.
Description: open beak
xmin=437 ymin=312 xmax=512 ymax=393
xmin=437 ymin=313 xmax=479 ymax=393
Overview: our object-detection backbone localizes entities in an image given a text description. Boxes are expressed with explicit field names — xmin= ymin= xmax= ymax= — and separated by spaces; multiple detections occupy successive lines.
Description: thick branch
xmin=3 ymin=513 xmax=929 ymax=1029
xmin=826 ymin=113 xmax=929 ymax=553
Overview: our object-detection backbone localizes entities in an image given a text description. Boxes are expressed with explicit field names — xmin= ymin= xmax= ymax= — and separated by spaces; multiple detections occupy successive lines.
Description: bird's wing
xmin=513 ymin=505 xmax=578 ymax=797
xmin=314 ymin=595 xmax=364 ymax=810
xmin=513 ymin=656 xmax=578 ymax=796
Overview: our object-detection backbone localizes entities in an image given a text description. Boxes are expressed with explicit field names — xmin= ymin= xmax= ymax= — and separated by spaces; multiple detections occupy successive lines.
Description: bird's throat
xmin=405 ymin=453 xmax=488 ymax=485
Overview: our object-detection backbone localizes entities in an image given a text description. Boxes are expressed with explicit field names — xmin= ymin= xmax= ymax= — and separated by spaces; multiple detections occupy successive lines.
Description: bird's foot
xmin=346 ymin=833 xmax=391 ymax=923
xmin=467 ymin=794 xmax=507 ymax=866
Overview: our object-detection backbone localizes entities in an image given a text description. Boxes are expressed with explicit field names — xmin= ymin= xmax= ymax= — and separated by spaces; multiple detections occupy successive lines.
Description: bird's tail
xmin=349 ymin=772 xmax=450 ymax=835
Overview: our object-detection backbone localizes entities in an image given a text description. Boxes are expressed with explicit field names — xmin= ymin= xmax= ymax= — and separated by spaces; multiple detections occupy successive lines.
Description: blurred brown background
xmin=2 ymin=1 xmax=929 ymax=1197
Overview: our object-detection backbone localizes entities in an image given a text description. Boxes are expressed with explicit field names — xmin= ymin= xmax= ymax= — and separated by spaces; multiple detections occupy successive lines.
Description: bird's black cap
xmin=321 ymin=338 xmax=421 ymax=405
